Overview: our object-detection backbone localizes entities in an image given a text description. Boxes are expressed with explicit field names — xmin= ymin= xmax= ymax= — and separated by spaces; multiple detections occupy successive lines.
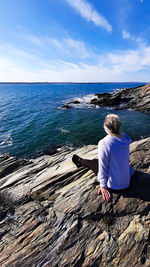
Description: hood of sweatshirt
xmin=105 ymin=132 xmax=131 ymax=148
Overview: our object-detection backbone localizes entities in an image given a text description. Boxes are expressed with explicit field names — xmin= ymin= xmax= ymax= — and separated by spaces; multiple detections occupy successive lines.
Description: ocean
xmin=0 ymin=82 xmax=150 ymax=159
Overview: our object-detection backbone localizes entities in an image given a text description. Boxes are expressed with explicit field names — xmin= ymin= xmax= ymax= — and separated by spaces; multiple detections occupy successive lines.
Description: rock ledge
xmin=0 ymin=139 xmax=150 ymax=266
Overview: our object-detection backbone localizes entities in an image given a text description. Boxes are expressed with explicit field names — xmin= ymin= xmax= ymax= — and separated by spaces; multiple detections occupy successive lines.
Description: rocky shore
xmin=61 ymin=83 xmax=150 ymax=113
xmin=0 ymin=136 xmax=150 ymax=266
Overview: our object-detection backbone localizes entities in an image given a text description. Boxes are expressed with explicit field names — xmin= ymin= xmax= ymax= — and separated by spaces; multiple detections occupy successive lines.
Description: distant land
xmin=0 ymin=81 xmax=145 ymax=84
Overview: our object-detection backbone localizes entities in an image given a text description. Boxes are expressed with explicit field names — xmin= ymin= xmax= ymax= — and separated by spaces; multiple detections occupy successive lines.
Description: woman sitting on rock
xmin=72 ymin=114 xmax=134 ymax=202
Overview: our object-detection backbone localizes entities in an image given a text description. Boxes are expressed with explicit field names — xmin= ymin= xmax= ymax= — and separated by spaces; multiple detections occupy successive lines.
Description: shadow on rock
xmin=122 ymin=171 xmax=150 ymax=201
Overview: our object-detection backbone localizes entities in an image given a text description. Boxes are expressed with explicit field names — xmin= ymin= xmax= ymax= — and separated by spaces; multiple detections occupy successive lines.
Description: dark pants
xmin=80 ymin=158 xmax=98 ymax=176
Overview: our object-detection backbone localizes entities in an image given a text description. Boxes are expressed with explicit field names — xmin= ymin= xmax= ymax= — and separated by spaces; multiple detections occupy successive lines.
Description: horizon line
xmin=0 ymin=81 xmax=147 ymax=84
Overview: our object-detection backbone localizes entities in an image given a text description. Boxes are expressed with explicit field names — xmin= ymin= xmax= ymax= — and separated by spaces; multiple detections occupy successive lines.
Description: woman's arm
xmin=97 ymin=140 xmax=111 ymax=202
xmin=97 ymin=140 xmax=110 ymax=188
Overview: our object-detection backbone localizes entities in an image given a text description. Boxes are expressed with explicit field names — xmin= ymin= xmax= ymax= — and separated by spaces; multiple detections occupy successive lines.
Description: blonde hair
xmin=104 ymin=114 xmax=121 ymax=135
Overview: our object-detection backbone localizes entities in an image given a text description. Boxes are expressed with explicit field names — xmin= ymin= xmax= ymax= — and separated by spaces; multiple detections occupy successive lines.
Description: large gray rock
xmin=92 ymin=84 xmax=150 ymax=112
xmin=61 ymin=83 xmax=150 ymax=113
xmin=116 ymin=83 xmax=150 ymax=113
xmin=0 ymin=139 xmax=150 ymax=266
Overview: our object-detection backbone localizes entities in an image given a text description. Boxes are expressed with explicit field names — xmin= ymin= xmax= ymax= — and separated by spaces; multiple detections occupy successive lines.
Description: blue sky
xmin=0 ymin=0 xmax=150 ymax=82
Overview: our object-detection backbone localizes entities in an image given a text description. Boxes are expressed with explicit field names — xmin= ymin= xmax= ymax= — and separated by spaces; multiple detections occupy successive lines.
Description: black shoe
xmin=72 ymin=154 xmax=82 ymax=168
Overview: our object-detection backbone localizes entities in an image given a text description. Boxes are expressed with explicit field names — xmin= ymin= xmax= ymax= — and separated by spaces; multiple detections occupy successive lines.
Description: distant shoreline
xmin=0 ymin=81 xmax=146 ymax=85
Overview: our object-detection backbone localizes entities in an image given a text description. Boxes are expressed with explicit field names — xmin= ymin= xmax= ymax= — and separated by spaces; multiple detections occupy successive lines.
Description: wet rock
xmin=90 ymin=93 xmax=121 ymax=107
xmin=90 ymin=98 xmax=100 ymax=105
xmin=68 ymin=100 xmax=80 ymax=104
xmin=60 ymin=104 xmax=72 ymax=109
xmin=95 ymin=93 xmax=110 ymax=98
xmin=37 ymin=145 xmax=62 ymax=157
xmin=0 ymin=138 xmax=150 ymax=266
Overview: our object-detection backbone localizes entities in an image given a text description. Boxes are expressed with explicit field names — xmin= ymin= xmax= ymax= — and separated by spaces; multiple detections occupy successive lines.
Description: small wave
xmin=74 ymin=94 xmax=95 ymax=103
xmin=62 ymin=94 xmax=99 ymax=109
xmin=58 ymin=128 xmax=70 ymax=134
xmin=105 ymin=107 xmax=114 ymax=110
xmin=0 ymin=133 xmax=13 ymax=148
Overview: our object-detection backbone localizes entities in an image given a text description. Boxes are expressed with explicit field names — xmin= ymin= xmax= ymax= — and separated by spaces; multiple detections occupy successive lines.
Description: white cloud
xmin=122 ymin=30 xmax=147 ymax=48
xmin=135 ymin=37 xmax=146 ymax=47
xmin=65 ymin=0 xmax=112 ymax=32
xmin=23 ymin=34 xmax=43 ymax=46
xmin=49 ymin=38 xmax=63 ymax=48
xmin=1 ymin=58 xmax=149 ymax=83
xmin=18 ymin=33 xmax=91 ymax=59
xmin=64 ymin=38 xmax=90 ymax=58
xmin=107 ymin=46 xmax=150 ymax=75
xmin=122 ymin=30 xmax=130 ymax=39
xmin=0 ymin=56 xmax=17 ymax=72
xmin=1 ymin=39 xmax=150 ymax=82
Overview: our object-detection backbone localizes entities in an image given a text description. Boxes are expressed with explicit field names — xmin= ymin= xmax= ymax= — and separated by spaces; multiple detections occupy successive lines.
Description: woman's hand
xmin=97 ymin=187 xmax=111 ymax=202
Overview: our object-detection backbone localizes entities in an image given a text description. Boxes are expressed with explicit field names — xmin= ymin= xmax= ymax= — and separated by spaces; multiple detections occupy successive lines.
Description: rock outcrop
xmin=61 ymin=83 xmax=150 ymax=113
xmin=142 ymin=83 xmax=150 ymax=95
xmin=114 ymin=83 xmax=150 ymax=113
xmin=0 ymin=138 xmax=150 ymax=266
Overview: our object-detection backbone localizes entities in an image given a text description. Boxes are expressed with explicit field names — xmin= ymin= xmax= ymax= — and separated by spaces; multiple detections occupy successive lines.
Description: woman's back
xmin=98 ymin=133 xmax=132 ymax=189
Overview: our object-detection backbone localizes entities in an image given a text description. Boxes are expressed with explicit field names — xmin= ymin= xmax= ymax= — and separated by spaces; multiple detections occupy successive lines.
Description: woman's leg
xmin=80 ymin=158 xmax=98 ymax=176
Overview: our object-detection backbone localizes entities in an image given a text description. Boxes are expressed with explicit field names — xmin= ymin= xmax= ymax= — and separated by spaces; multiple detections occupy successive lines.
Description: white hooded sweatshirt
xmin=97 ymin=133 xmax=134 ymax=189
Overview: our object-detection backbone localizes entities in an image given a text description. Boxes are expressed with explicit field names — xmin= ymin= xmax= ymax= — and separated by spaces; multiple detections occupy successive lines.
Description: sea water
xmin=0 ymin=82 xmax=150 ymax=158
